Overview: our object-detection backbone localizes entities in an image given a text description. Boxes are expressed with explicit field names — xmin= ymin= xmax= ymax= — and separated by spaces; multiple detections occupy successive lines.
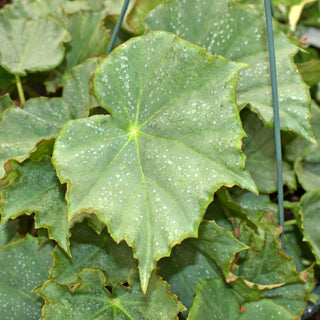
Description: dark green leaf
xmin=39 ymin=269 xmax=185 ymax=319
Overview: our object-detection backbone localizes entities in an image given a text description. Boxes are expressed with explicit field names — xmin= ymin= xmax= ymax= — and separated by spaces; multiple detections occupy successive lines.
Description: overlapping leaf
xmin=53 ymin=31 xmax=256 ymax=291
xmin=158 ymin=221 xmax=247 ymax=318
xmin=39 ymin=269 xmax=185 ymax=319
xmin=0 ymin=220 xmax=19 ymax=247
xmin=286 ymin=102 xmax=320 ymax=191
xmin=242 ymin=108 xmax=296 ymax=193
xmin=0 ymin=157 xmax=70 ymax=253
xmin=0 ymin=16 xmax=70 ymax=76
xmin=45 ymin=9 xmax=109 ymax=91
xmin=50 ymin=220 xmax=137 ymax=285
xmin=145 ymin=0 xmax=314 ymax=142
xmin=300 ymin=191 xmax=320 ymax=264
xmin=0 ymin=235 xmax=53 ymax=320
xmin=62 ymin=58 xmax=101 ymax=118
xmin=188 ymin=278 xmax=297 ymax=320
xmin=0 ymin=97 xmax=74 ymax=178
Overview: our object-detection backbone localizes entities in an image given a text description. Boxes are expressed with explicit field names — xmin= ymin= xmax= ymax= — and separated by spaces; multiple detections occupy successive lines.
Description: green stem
xmin=15 ymin=74 xmax=26 ymax=105
xmin=284 ymin=219 xmax=297 ymax=226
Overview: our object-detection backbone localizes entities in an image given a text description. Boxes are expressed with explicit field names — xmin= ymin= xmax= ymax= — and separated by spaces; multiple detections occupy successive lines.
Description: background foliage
xmin=0 ymin=0 xmax=320 ymax=319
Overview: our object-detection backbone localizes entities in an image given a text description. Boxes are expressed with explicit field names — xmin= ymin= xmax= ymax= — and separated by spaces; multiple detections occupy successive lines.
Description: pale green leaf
xmin=0 ymin=16 xmax=70 ymax=76
xmin=0 ymin=0 xmax=62 ymax=19
xmin=63 ymin=0 xmax=103 ymax=13
xmin=0 ymin=157 xmax=70 ymax=253
xmin=242 ymin=108 xmax=296 ymax=193
xmin=126 ymin=0 xmax=164 ymax=34
xmin=46 ymin=9 xmax=109 ymax=90
xmin=145 ymin=0 xmax=314 ymax=142
xmin=158 ymin=220 xmax=247 ymax=317
xmin=300 ymin=191 xmax=320 ymax=264
xmin=50 ymin=220 xmax=137 ymax=286
xmin=0 ymin=235 xmax=53 ymax=320
xmin=0 ymin=97 xmax=74 ymax=178
xmin=53 ymin=32 xmax=256 ymax=291
xmin=39 ymin=269 xmax=185 ymax=320
xmin=63 ymin=58 xmax=101 ymax=118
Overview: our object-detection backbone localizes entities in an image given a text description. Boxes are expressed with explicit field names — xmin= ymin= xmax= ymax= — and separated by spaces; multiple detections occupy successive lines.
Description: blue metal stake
xmin=107 ymin=0 xmax=131 ymax=55
xmin=264 ymin=0 xmax=284 ymax=245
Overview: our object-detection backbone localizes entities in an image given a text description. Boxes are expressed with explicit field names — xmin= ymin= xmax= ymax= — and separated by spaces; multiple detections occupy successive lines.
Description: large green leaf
xmin=53 ymin=31 xmax=256 ymax=291
xmin=0 ymin=93 xmax=15 ymax=114
xmin=0 ymin=16 xmax=70 ymax=76
xmin=145 ymin=0 xmax=314 ymax=142
xmin=0 ymin=235 xmax=53 ymax=320
xmin=0 ymin=97 xmax=74 ymax=178
xmin=300 ymin=191 xmax=320 ymax=264
xmin=50 ymin=220 xmax=137 ymax=286
xmin=62 ymin=58 xmax=101 ymax=118
xmin=0 ymin=157 xmax=70 ymax=253
xmin=39 ymin=269 xmax=185 ymax=319
xmin=242 ymin=108 xmax=296 ymax=193
xmin=158 ymin=220 xmax=247 ymax=318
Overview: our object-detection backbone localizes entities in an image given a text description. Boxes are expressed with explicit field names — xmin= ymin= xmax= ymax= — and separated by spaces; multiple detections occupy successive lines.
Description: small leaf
xmin=242 ymin=108 xmax=296 ymax=193
xmin=0 ymin=93 xmax=15 ymax=114
xmin=300 ymin=191 xmax=320 ymax=264
xmin=39 ymin=269 xmax=185 ymax=320
xmin=0 ymin=235 xmax=53 ymax=320
xmin=145 ymin=0 xmax=315 ymax=142
xmin=0 ymin=16 xmax=70 ymax=76
xmin=0 ymin=220 xmax=19 ymax=247
xmin=0 ymin=157 xmax=70 ymax=253
xmin=53 ymin=31 xmax=256 ymax=291
xmin=0 ymin=97 xmax=74 ymax=178
xmin=63 ymin=57 xmax=101 ymax=118
xmin=158 ymin=221 xmax=247 ymax=317
xmin=50 ymin=220 xmax=137 ymax=286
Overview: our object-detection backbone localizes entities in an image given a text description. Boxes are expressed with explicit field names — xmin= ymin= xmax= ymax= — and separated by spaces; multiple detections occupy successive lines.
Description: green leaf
xmin=261 ymin=267 xmax=314 ymax=318
xmin=63 ymin=0 xmax=103 ymax=13
xmin=287 ymin=103 xmax=320 ymax=191
xmin=158 ymin=220 xmax=247 ymax=317
xmin=300 ymin=191 xmax=320 ymax=264
xmin=0 ymin=220 xmax=19 ymax=247
xmin=0 ymin=93 xmax=15 ymax=114
xmin=53 ymin=31 xmax=256 ymax=291
xmin=50 ymin=220 xmax=137 ymax=286
xmin=63 ymin=58 xmax=101 ymax=118
xmin=235 ymin=228 xmax=301 ymax=285
xmin=297 ymin=59 xmax=320 ymax=87
xmin=0 ymin=67 xmax=15 ymax=91
xmin=188 ymin=279 xmax=298 ymax=319
xmin=0 ymin=0 xmax=62 ymax=19
xmin=39 ymin=269 xmax=185 ymax=320
xmin=242 ymin=108 xmax=296 ymax=193
xmin=0 ymin=235 xmax=53 ymax=320
xmin=188 ymin=278 xmax=240 ymax=320
xmin=126 ymin=0 xmax=164 ymax=34
xmin=46 ymin=9 xmax=109 ymax=91
xmin=145 ymin=0 xmax=315 ymax=142
xmin=0 ymin=157 xmax=70 ymax=253
xmin=0 ymin=97 xmax=74 ymax=178
xmin=0 ymin=16 xmax=70 ymax=76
